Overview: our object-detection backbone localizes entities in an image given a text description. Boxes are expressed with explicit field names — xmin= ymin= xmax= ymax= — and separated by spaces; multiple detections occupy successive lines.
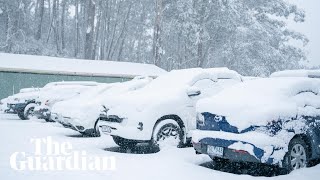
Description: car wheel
xmin=17 ymin=111 xmax=27 ymax=120
xmin=151 ymin=119 xmax=184 ymax=148
xmin=282 ymin=137 xmax=309 ymax=173
xmin=24 ymin=103 xmax=36 ymax=120
xmin=112 ymin=136 xmax=138 ymax=148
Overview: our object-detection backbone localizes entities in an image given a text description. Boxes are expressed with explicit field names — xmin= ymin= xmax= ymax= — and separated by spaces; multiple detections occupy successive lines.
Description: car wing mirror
xmin=186 ymin=87 xmax=201 ymax=97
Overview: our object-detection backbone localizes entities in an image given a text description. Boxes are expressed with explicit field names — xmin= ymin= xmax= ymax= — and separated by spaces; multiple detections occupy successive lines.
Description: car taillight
xmin=232 ymin=149 xmax=249 ymax=154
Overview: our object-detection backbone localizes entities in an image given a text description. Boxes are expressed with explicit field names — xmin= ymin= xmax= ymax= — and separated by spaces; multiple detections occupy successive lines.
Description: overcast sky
xmin=288 ymin=0 xmax=320 ymax=67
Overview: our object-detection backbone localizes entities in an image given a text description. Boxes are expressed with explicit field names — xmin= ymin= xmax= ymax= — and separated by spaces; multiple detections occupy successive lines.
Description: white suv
xmin=98 ymin=68 xmax=243 ymax=148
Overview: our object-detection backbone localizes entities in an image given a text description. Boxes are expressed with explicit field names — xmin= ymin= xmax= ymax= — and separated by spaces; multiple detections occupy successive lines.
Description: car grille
xmin=99 ymin=115 xmax=123 ymax=123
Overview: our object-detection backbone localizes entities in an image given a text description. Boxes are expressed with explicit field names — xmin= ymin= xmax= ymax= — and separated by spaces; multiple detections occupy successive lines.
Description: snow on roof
xmin=270 ymin=69 xmax=320 ymax=78
xmin=44 ymin=81 xmax=100 ymax=88
xmin=0 ymin=53 xmax=167 ymax=78
xmin=197 ymin=77 xmax=320 ymax=131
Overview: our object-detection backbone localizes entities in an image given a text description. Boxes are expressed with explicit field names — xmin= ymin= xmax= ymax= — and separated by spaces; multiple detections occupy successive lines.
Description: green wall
xmin=0 ymin=71 xmax=130 ymax=100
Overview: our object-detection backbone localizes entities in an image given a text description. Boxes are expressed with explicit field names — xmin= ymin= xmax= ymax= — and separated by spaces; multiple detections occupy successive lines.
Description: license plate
xmin=100 ymin=125 xmax=112 ymax=134
xmin=207 ymin=145 xmax=224 ymax=157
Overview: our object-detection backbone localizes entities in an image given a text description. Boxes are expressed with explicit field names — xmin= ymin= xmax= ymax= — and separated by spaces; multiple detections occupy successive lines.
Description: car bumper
xmin=193 ymin=138 xmax=276 ymax=164
xmin=8 ymin=103 xmax=27 ymax=112
xmin=192 ymin=130 xmax=287 ymax=166
xmin=98 ymin=118 xmax=150 ymax=141
xmin=51 ymin=113 xmax=94 ymax=134
xmin=34 ymin=107 xmax=51 ymax=120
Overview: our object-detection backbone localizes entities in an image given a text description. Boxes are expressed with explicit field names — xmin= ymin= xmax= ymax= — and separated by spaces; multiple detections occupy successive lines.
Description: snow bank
xmin=197 ymin=77 xmax=320 ymax=131
xmin=0 ymin=53 xmax=167 ymax=78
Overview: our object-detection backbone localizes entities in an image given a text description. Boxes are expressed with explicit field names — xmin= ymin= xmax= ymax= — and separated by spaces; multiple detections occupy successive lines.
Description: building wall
xmin=0 ymin=71 xmax=130 ymax=99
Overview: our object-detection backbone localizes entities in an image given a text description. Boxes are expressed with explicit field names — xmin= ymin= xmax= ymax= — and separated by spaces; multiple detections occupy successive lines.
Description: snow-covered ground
xmin=0 ymin=112 xmax=319 ymax=180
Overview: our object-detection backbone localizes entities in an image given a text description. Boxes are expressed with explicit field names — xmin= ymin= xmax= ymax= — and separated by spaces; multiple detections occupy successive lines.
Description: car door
xmin=299 ymin=90 xmax=320 ymax=156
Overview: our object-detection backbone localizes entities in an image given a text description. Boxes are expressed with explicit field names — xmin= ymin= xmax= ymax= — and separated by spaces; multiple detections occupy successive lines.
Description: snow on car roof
xmin=197 ymin=77 xmax=320 ymax=131
xmin=142 ymin=67 xmax=241 ymax=91
xmin=270 ymin=69 xmax=320 ymax=78
xmin=0 ymin=53 xmax=167 ymax=78
xmin=19 ymin=88 xmax=41 ymax=93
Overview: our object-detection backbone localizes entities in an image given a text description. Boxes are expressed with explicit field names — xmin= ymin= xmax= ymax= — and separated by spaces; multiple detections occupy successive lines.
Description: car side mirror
xmin=186 ymin=87 xmax=201 ymax=97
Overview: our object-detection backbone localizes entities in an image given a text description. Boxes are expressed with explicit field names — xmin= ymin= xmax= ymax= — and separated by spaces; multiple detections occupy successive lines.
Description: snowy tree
xmin=0 ymin=0 xmax=309 ymax=76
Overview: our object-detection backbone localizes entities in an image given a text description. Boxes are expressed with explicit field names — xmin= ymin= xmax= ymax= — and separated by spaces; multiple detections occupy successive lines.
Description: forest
xmin=0 ymin=0 xmax=312 ymax=76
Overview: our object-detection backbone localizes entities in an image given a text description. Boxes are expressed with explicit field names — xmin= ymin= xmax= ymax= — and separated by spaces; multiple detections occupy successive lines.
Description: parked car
xmin=98 ymin=68 xmax=243 ymax=148
xmin=0 ymin=97 xmax=9 ymax=113
xmin=33 ymin=81 xmax=99 ymax=121
xmin=5 ymin=88 xmax=41 ymax=118
xmin=51 ymin=76 xmax=153 ymax=136
xmin=193 ymin=75 xmax=320 ymax=173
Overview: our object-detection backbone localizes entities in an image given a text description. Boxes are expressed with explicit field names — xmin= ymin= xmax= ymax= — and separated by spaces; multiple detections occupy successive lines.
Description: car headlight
xmin=196 ymin=113 xmax=205 ymax=126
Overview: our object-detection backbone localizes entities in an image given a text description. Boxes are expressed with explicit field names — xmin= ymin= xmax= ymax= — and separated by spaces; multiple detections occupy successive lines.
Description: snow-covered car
xmin=5 ymin=88 xmax=41 ymax=118
xmin=98 ymin=68 xmax=242 ymax=148
xmin=51 ymin=76 xmax=153 ymax=136
xmin=33 ymin=81 xmax=99 ymax=121
xmin=192 ymin=77 xmax=320 ymax=173
xmin=270 ymin=69 xmax=320 ymax=78
xmin=0 ymin=97 xmax=9 ymax=113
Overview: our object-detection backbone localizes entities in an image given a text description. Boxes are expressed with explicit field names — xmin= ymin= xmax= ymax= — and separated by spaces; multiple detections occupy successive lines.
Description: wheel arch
xmin=153 ymin=114 xmax=187 ymax=142
xmin=291 ymin=134 xmax=313 ymax=159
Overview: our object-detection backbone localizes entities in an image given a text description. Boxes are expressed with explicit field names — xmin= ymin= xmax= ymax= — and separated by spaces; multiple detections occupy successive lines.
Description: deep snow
xmin=0 ymin=113 xmax=319 ymax=180
xmin=196 ymin=77 xmax=320 ymax=131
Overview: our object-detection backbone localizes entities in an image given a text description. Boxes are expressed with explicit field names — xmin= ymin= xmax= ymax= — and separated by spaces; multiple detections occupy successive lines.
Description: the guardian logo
xmin=10 ymin=137 xmax=116 ymax=171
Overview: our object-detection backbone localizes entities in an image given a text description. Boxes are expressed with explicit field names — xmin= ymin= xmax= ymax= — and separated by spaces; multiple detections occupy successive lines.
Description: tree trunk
xmin=35 ymin=0 xmax=45 ymax=40
xmin=153 ymin=0 xmax=163 ymax=66
xmin=61 ymin=0 xmax=67 ymax=50
xmin=74 ymin=0 xmax=80 ymax=57
xmin=84 ymin=0 xmax=96 ymax=60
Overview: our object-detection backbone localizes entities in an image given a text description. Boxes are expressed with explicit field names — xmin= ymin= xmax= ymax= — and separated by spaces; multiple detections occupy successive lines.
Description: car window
xmin=192 ymin=79 xmax=216 ymax=97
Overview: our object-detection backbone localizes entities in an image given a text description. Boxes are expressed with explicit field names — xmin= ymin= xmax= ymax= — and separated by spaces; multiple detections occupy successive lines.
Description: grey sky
xmin=288 ymin=0 xmax=320 ymax=67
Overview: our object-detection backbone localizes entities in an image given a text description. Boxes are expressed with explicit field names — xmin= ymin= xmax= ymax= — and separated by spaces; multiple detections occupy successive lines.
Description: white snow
xmin=197 ymin=77 xmax=320 ymax=131
xmin=0 ymin=53 xmax=167 ymax=78
xmin=1 ymin=113 xmax=320 ymax=180
xmin=51 ymin=77 xmax=153 ymax=131
xmin=37 ymin=84 xmax=96 ymax=106
xmin=104 ymin=68 xmax=242 ymax=141
xmin=270 ymin=69 xmax=320 ymax=78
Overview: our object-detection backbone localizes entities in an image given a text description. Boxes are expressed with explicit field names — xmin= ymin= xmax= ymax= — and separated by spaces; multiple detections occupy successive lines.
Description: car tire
xmin=17 ymin=111 xmax=27 ymax=120
xmin=151 ymin=119 xmax=184 ymax=148
xmin=112 ymin=136 xmax=138 ymax=148
xmin=24 ymin=103 xmax=36 ymax=120
xmin=282 ymin=137 xmax=309 ymax=173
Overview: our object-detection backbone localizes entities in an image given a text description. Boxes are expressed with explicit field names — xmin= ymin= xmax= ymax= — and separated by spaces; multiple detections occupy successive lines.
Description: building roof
xmin=0 ymin=53 xmax=167 ymax=78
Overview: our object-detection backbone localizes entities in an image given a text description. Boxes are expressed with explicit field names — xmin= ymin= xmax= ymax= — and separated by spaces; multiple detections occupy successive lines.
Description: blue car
xmin=193 ymin=74 xmax=320 ymax=173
